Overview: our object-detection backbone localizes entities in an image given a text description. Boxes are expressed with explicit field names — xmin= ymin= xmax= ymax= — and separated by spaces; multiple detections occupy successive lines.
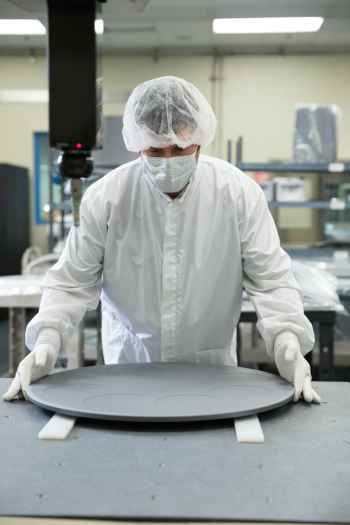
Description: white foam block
xmin=38 ymin=413 xmax=77 ymax=440
xmin=234 ymin=414 xmax=264 ymax=443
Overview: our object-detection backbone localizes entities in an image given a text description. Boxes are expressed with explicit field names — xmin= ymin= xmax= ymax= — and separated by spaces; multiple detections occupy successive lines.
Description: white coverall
xmin=26 ymin=154 xmax=315 ymax=365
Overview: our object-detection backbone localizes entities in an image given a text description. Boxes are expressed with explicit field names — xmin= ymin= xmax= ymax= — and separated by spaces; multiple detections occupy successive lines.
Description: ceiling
xmin=1 ymin=0 xmax=350 ymax=55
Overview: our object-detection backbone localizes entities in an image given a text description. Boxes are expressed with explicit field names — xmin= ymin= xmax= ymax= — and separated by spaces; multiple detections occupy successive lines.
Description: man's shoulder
xmin=83 ymin=158 xmax=142 ymax=201
xmin=200 ymin=154 xmax=262 ymax=194
xmin=93 ymin=157 xmax=142 ymax=188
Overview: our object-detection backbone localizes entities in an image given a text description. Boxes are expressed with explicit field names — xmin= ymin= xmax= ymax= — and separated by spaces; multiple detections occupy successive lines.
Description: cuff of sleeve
xmin=274 ymin=329 xmax=299 ymax=356
xmin=35 ymin=327 xmax=61 ymax=359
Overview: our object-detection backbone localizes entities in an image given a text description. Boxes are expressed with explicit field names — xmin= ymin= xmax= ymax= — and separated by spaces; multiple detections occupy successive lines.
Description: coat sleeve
xmin=25 ymin=191 xmax=106 ymax=354
xmin=239 ymin=188 xmax=315 ymax=359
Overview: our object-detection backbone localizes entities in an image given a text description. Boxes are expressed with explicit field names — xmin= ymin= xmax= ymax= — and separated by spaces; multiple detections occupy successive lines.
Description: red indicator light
xmin=76 ymin=143 xmax=82 ymax=149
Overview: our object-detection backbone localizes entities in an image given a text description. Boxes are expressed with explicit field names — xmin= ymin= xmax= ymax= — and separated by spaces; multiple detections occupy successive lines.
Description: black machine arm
xmin=47 ymin=0 xmax=104 ymax=226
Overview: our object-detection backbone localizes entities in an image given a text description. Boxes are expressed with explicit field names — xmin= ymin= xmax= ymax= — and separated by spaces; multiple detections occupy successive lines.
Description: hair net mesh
xmin=122 ymin=76 xmax=217 ymax=152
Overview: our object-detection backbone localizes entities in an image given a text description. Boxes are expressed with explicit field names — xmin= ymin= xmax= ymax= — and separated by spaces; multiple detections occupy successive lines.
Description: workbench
xmin=1 ymin=379 xmax=349 ymax=523
xmin=0 ymin=276 xmax=41 ymax=377
xmin=239 ymin=303 xmax=338 ymax=381
xmin=0 ymin=275 xmax=340 ymax=381
xmin=0 ymin=275 xmax=85 ymax=377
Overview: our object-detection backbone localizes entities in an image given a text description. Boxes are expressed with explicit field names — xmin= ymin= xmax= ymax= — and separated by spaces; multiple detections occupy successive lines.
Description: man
xmin=3 ymin=76 xmax=320 ymax=404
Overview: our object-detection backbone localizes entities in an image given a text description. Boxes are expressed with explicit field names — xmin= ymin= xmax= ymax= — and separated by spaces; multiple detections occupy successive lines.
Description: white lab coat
xmin=26 ymin=155 xmax=314 ymax=365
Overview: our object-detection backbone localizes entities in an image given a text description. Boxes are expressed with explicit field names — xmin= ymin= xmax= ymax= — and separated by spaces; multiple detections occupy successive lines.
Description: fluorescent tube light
xmin=0 ymin=20 xmax=46 ymax=35
xmin=0 ymin=19 xmax=103 ymax=36
xmin=213 ymin=17 xmax=324 ymax=34
xmin=95 ymin=19 xmax=104 ymax=35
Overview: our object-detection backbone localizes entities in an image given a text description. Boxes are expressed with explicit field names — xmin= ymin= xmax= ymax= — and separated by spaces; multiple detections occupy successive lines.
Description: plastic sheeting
xmin=291 ymin=260 xmax=344 ymax=311
xmin=304 ymin=257 xmax=350 ymax=278
xmin=96 ymin=77 xmax=103 ymax=149
xmin=337 ymin=278 xmax=350 ymax=300
xmin=292 ymin=104 xmax=342 ymax=163
xmin=243 ymin=261 xmax=344 ymax=312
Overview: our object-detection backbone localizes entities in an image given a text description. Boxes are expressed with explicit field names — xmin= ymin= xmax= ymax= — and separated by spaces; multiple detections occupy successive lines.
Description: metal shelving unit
xmin=267 ymin=201 xmax=350 ymax=209
xmin=235 ymin=136 xmax=350 ymax=174
xmin=233 ymin=136 xmax=350 ymax=210
xmin=231 ymin=136 xmax=350 ymax=247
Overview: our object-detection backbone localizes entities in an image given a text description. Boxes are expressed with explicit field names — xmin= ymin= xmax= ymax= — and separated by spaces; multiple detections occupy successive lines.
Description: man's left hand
xmin=275 ymin=340 xmax=321 ymax=404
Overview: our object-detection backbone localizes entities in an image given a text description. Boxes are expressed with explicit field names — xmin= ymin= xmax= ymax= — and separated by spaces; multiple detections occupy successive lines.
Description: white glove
xmin=274 ymin=330 xmax=321 ymax=404
xmin=2 ymin=327 xmax=61 ymax=402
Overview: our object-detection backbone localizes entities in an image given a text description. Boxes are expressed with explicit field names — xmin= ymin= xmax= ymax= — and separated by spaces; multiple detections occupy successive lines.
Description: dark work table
xmin=1 ymin=379 xmax=350 ymax=523
xmin=239 ymin=306 xmax=337 ymax=381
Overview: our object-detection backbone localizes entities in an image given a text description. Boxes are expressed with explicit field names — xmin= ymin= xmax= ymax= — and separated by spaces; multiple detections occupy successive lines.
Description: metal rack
xmin=230 ymin=136 xmax=350 ymax=246
xmin=235 ymin=136 xmax=350 ymax=174
xmin=267 ymin=201 xmax=350 ymax=209
xmin=232 ymin=137 xmax=350 ymax=210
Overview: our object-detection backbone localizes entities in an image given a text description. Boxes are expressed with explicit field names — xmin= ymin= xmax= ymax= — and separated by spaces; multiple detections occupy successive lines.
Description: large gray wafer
xmin=27 ymin=363 xmax=294 ymax=422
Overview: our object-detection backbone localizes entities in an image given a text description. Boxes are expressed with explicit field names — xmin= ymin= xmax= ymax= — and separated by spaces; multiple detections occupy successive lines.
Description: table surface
xmin=0 ymin=275 xmax=43 ymax=308
xmin=1 ymin=378 xmax=350 ymax=523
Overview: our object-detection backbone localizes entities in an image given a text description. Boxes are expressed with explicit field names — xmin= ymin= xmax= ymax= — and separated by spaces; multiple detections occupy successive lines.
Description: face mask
xmin=142 ymin=148 xmax=198 ymax=194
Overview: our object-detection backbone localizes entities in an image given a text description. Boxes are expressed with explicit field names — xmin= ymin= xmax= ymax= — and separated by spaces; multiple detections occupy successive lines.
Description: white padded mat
xmin=27 ymin=363 xmax=294 ymax=422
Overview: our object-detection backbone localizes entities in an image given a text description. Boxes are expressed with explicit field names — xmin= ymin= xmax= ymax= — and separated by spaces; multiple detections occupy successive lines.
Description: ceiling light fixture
xmin=213 ymin=17 xmax=324 ymax=34
xmin=0 ymin=19 xmax=104 ymax=36
xmin=95 ymin=19 xmax=104 ymax=35
xmin=0 ymin=20 xmax=46 ymax=35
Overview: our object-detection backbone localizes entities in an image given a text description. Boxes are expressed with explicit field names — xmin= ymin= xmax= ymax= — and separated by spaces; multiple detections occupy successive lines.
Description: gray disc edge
xmin=26 ymin=391 xmax=295 ymax=422
xmin=27 ymin=363 xmax=295 ymax=422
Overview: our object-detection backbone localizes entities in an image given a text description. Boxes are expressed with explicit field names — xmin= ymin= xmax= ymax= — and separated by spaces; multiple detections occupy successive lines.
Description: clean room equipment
xmin=26 ymin=363 xmax=295 ymax=422
xmin=29 ymin=0 xmax=148 ymax=228
xmin=46 ymin=0 xmax=102 ymax=227
xmin=43 ymin=116 xmax=138 ymax=252
xmin=0 ymin=164 xmax=29 ymax=279
xmin=273 ymin=177 xmax=305 ymax=202
xmin=257 ymin=180 xmax=273 ymax=201
xmin=92 ymin=116 xmax=138 ymax=167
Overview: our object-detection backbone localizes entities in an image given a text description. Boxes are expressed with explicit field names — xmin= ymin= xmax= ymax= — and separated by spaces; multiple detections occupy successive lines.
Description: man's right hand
xmin=2 ymin=343 xmax=57 ymax=401
xmin=2 ymin=327 xmax=61 ymax=402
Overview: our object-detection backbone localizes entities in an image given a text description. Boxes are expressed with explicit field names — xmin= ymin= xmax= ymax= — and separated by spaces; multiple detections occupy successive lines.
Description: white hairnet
xmin=122 ymin=76 xmax=217 ymax=152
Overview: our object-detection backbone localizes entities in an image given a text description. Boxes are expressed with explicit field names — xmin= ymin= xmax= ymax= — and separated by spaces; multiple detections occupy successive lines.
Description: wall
xmin=1 ymin=53 xmax=350 ymax=252
xmin=0 ymin=55 xmax=48 ymax=251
